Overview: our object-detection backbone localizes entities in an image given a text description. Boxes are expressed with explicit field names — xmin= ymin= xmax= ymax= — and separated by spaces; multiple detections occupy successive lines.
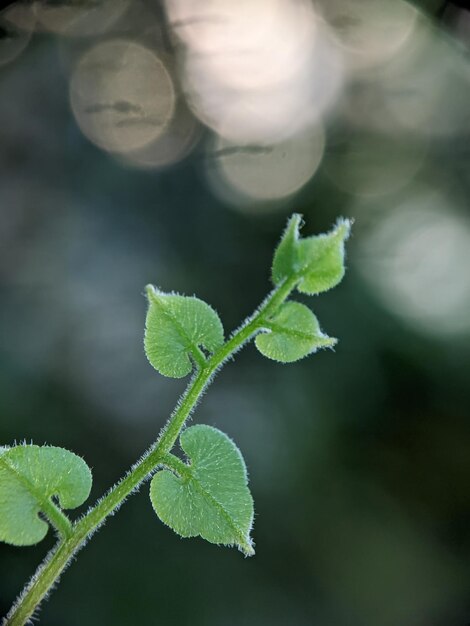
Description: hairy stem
xmin=40 ymin=502 xmax=73 ymax=541
xmin=5 ymin=277 xmax=297 ymax=626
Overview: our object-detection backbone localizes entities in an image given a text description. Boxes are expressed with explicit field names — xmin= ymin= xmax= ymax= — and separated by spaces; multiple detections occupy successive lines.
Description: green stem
xmin=161 ymin=453 xmax=192 ymax=479
xmin=40 ymin=501 xmax=73 ymax=541
xmin=5 ymin=277 xmax=297 ymax=626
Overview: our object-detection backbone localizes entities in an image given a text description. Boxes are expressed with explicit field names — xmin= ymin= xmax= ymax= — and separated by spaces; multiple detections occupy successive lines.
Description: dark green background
xmin=1 ymin=1 xmax=469 ymax=624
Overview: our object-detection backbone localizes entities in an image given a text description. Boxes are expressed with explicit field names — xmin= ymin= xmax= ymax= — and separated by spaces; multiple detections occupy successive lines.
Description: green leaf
xmin=150 ymin=425 xmax=254 ymax=555
xmin=297 ymin=219 xmax=351 ymax=295
xmin=272 ymin=215 xmax=351 ymax=295
xmin=144 ymin=286 xmax=224 ymax=378
xmin=255 ymin=301 xmax=336 ymax=363
xmin=0 ymin=445 xmax=92 ymax=546
xmin=272 ymin=213 xmax=303 ymax=285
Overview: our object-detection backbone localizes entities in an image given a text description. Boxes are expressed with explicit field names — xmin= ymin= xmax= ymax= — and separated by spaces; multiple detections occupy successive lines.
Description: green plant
xmin=1 ymin=214 xmax=351 ymax=625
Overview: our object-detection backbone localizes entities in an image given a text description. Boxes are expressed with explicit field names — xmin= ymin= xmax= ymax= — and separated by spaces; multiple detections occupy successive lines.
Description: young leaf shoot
xmin=2 ymin=214 xmax=350 ymax=626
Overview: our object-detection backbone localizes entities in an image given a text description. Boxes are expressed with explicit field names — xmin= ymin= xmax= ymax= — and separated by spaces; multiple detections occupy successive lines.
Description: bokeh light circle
xmin=357 ymin=190 xmax=470 ymax=336
xmin=0 ymin=3 xmax=35 ymax=66
xmin=70 ymin=40 xmax=175 ymax=154
xmin=207 ymin=126 xmax=325 ymax=206
xmin=318 ymin=0 xmax=418 ymax=71
xmin=168 ymin=0 xmax=343 ymax=144
xmin=34 ymin=0 xmax=130 ymax=37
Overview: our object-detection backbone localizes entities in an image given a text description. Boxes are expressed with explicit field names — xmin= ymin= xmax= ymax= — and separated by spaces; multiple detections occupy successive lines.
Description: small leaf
xmin=0 ymin=445 xmax=92 ymax=546
xmin=272 ymin=215 xmax=351 ymax=295
xmin=272 ymin=213 xmax=303 ymax=285
xmin=150 ymin=425 xmax=254 ymax=555
xmin=297 ymin=219 xmax=351 ymax=295
xmin=144 ymin=286 xmax=224 ymax=378
xmin=255 ymin=302 xmax=336 ymax=363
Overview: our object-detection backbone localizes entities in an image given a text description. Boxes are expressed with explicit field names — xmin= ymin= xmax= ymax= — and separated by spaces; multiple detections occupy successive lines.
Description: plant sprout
xmin=1 ymin=214 xmax=351 ymax=625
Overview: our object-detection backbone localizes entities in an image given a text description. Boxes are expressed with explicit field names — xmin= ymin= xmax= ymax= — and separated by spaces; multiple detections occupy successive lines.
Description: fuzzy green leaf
xmin=272 ymin=213 xmax=303 ymax=285
xmin=0 ymin=445 xmax=92 ymax=546
xmin=150 ymin=425 xmax=254 ymax=555
xmin=297 ymin=219 xmax=351 ymax=295
xmin=144 ymin=287 xmax=224 ymax=378
xmin=272 ymin=215 xmax=351 ymax=295
xmin=255 ymin=301 xmax=336 ymax=363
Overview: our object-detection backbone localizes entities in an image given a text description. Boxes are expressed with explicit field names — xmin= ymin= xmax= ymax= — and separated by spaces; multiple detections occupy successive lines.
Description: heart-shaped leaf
xmin=0 ymin=445 xmax=92 ymax=546
xmin=150 ymin=425 xmax=254 ymax=555
xmin=144 ymin=287 xmax=224 ymax=378
xmin=296 ymin=219 xmax=351 ymax=295
xmin=272 ymin=215 xmax=351 ymax=295
xmin=256 ymin=301 xmax=336 ymax=363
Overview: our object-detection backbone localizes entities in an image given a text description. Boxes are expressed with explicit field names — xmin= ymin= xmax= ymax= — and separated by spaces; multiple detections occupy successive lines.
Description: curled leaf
xmin=256 ymin=301 xmax=336 ymax=363
xmin=297 ymin=219 xmax=351 ymax=295
xmin=272 ymin=215 xmax=351 ymax=295
xmin=0 ymin=445 xmax=92 ymax=546
xmin=150 ymin=425 xmax=254 ymax=555
xmin=272 ymin=213 xmax=303 ymax=285
xmin=144 ymin=287 xmax=224 ymax=378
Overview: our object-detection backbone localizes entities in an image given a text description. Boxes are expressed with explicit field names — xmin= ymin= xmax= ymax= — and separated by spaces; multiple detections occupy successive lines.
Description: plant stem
xmin=40 ymin=501 xmax=73 ymax=541
xmin=5 ymin=277 xmax=297 ymax=626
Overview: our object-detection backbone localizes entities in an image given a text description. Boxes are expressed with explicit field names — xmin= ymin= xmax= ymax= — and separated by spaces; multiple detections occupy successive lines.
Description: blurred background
xmin=1 ymin=0 xmax=470 ymax=624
